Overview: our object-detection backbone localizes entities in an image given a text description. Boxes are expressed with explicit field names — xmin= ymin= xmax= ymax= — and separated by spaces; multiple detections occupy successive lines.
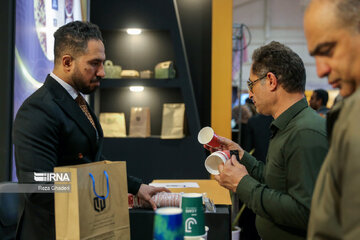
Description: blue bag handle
xmin=89 ymin=170 xmax=109 ymax=200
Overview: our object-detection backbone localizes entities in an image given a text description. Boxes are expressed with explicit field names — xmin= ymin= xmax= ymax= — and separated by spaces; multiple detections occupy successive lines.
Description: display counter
xmin=130 ymin=205 xmax=231 ymax=240
xmin=130 ymin=179 xmax=232 ymax=239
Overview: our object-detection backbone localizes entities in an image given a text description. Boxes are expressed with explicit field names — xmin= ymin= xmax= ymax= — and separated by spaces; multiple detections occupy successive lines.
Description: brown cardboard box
xmin=152 ymin=179 xmax=231 ymax=205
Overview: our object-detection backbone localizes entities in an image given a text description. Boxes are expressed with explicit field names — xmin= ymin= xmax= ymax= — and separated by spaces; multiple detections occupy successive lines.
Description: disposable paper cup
xmin=184 ymin=226 xmax=209 ymax=240
xmin=153 ymin=207 xmax=184 ymax=240
xmin=198 ymin=127 xmax=221 ymax=149
xmin=204 ymin=150 xmax=231 ymax=175
xmin=181 ymin=193 xmax=205 ymax=237
xmin=232 ymin=226 xmax=241 ymax=240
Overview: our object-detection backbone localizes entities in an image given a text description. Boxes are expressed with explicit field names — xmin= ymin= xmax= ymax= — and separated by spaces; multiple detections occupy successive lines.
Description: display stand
xmin=90 ymin=0 xmax=208 ymax=182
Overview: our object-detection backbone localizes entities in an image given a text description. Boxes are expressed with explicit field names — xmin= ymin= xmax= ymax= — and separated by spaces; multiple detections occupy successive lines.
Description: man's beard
xmin=71 ymin=70 xmax=100 ymax=94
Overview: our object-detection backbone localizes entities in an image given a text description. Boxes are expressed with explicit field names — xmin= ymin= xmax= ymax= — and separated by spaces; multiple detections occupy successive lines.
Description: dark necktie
xmin=75 ymin=94 xmax=96 ymax=130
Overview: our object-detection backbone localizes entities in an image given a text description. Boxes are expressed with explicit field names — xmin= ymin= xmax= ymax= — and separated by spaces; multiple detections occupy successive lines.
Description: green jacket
xmin=237 ymin=98 xmax=328 ymax=240
xmin=308 ymin=88 xmax=360 ymax=240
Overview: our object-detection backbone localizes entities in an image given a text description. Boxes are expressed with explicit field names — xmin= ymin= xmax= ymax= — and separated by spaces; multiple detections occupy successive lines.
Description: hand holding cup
xmin=198 ymin=127 xmax=244 ymax=155
xmin=198 ymin=127 xmax=221 ymax=151
xmin=214 ymin=155 xmax=249 ymax=192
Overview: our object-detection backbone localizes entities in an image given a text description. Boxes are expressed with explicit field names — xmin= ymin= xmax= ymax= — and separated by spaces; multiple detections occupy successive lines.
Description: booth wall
xmin=0 ymin=0 xmax=15 ymax=181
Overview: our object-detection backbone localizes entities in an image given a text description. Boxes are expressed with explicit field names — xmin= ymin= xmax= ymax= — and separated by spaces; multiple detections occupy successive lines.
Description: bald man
xmin=304 ymin=0 xmax=360 ymax=239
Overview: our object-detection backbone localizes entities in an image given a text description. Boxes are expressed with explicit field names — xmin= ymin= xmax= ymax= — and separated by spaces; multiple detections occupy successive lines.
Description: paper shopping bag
xmin=99 ymin=113 xmax=127 ymax=137
xmin=160 ymin=103 xmax=185 ymax=139
xmin=129 ymin=107 xmax=151 ymax=137
xmin=54 ymin=161 xmax=130 ymax=240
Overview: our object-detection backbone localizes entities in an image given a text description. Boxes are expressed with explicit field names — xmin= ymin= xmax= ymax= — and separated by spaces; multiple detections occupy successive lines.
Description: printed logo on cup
xmin=198 ymin=127 xmax=221 ymax=149
xmin=181 ymin=193 xmax=205 ymax=237
xmin=204 ymin=150 xmax=231 ymax=175
xmin=185 ymin=217 xmax=198 ymax=233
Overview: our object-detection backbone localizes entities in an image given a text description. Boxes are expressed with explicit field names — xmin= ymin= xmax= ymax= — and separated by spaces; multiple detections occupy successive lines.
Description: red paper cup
xmin=198 ymin=127 xmax=221 ymax=149
xmin=204 ymin=150 xmax=231 ymax=175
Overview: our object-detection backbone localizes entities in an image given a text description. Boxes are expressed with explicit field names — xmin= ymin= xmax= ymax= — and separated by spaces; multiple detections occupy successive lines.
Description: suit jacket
xmin=13 ymin=75 xmax=142 ymax=240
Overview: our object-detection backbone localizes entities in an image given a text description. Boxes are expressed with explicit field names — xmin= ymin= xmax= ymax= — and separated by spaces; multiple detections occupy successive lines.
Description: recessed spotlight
xmin=127 ymin=28 xmax=142 ymax=35
xmin=129 ymin=86 xmax=144 ymax=92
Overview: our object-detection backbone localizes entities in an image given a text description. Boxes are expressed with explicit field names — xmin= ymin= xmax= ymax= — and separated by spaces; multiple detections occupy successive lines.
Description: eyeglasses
xmin=247 ymin=74 xmax=267 ymax=93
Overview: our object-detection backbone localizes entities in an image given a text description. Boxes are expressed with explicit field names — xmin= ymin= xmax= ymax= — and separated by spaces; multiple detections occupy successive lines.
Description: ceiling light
xmin=129 ymin=86 xmax=144 ymax=92
xmin=126 ymin=28 xmax=142 ymax=35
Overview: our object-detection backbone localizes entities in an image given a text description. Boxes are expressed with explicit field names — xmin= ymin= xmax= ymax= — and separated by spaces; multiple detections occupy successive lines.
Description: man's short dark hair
xmin=53 ymin=21 xmax=103 ymax=63
xmin=314 ymin=89 xmax=329 ymax=106
xmin=251 ymin=41 xmax=306 ymax=93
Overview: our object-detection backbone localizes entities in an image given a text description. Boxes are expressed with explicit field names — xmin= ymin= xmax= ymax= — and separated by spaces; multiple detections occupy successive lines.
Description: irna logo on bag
xmin=33 ymin=172 xmax=71 ymax=182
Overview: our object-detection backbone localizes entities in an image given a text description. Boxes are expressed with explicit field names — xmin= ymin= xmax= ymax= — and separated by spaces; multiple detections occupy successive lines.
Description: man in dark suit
xmin=13 ymin=21 xmax=168 ymax=240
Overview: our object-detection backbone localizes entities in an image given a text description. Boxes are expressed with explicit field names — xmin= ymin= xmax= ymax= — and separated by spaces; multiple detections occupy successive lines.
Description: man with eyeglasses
xmin=207 ymin=41 xmax=328 ymax=240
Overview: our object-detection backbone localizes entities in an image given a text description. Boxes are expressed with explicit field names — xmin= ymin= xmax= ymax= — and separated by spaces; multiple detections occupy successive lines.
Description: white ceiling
xmin=232 ymin=0 xmax=330 ymax=90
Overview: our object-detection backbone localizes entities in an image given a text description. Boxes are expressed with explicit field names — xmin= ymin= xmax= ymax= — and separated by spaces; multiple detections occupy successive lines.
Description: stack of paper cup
xmin=181 ymin=193 xmax=207 ymax=239
xmin=153 ymin=207 xmax=184 ymax=240
xmin=204 ymin=150 xmax=231 ymax=175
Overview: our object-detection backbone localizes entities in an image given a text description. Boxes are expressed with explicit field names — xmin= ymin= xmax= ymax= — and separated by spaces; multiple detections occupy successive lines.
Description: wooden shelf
xmin=100 ymin=78 xmax=182 ymax=88
xmin=103 ymin=135 xmax=187 ymax=140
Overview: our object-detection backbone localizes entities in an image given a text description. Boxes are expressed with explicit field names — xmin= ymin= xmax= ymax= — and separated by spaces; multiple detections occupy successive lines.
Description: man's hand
xmin=136 ymin=184 xmax=170 ymax=210
xmin=214 ymin=155 xmax=249 ymax=192
xmin=204 ymin=136 xmax=244 ymax=159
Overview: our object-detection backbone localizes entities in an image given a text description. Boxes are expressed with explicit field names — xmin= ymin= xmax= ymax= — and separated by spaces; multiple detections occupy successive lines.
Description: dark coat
xmin=243 ymin=114 xmax=273 ymax=163
xmin=13 ymin=75 xmax=141 ymax=240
